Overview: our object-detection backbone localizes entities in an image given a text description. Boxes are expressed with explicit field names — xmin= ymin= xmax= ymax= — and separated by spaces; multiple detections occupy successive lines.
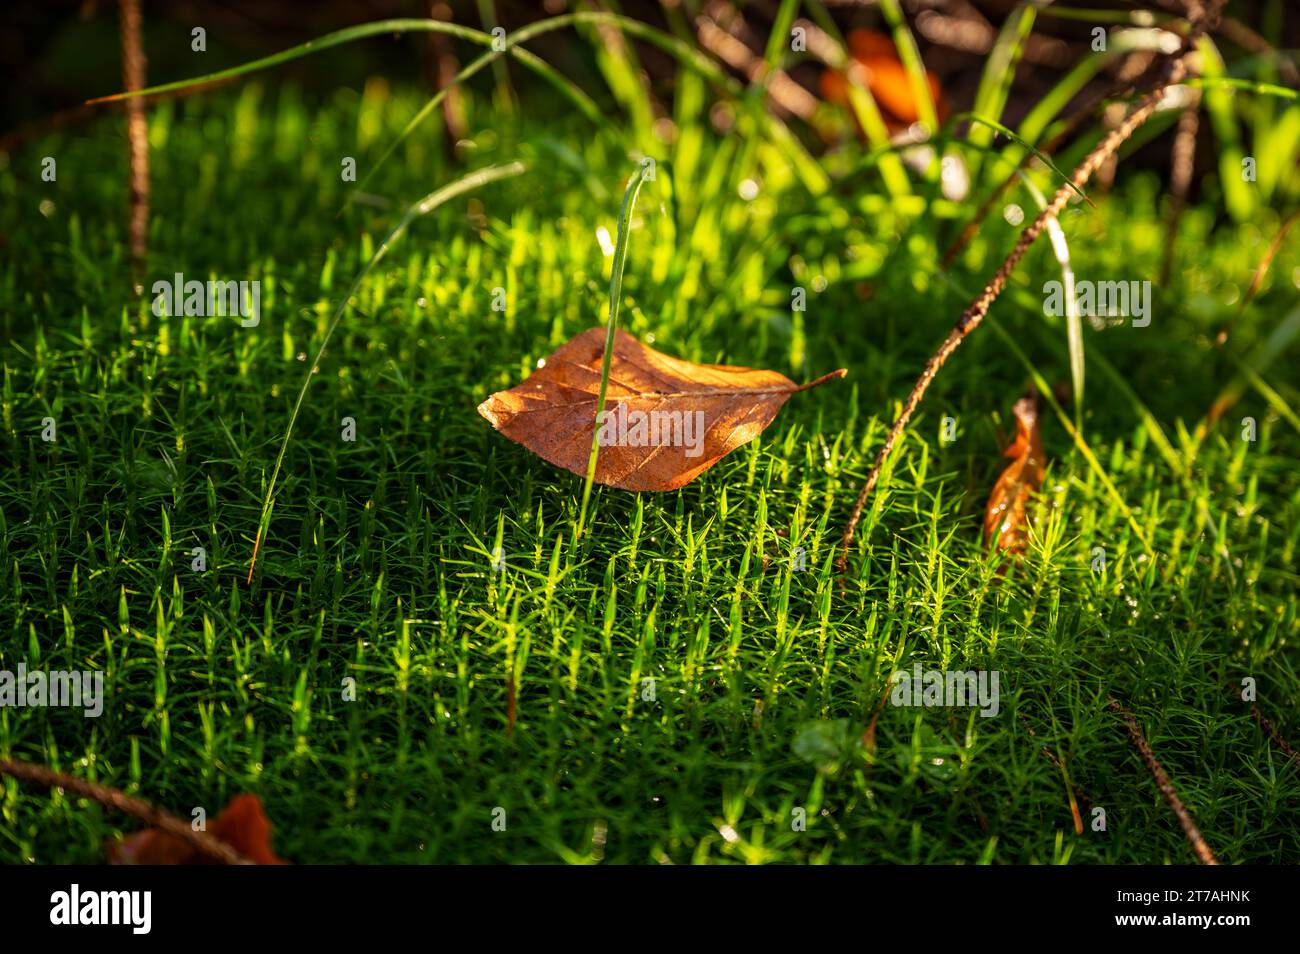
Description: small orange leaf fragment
xmin=983 ymin=395 xmax=1047 ymax=554
xmin=819 ymin=29 xmax=948 ymax=134
xmin=107 ymin=794 xmax=288 ymax=865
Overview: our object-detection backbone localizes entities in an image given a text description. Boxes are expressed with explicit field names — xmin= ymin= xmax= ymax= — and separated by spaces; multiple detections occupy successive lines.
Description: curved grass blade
xmin=840 ymin=129 xmax=1084 ymax=199
xmin=1202 ymin=304 xmax=1300 ymax=437
xmin=967 ymin=0 xmax=1038 ymax=178
xmin=88 ymin=17 xmax=601 ymax=193
xmin=89 ymin=19 xmax=493 ymax=103
xmin=1036 ymin=7 xmax=1178 ymax=26
xmin=1198 ymin=36 xmax=1255 ymax=222
xmin=576 ymin=159 xmax=652 ymax=540
xmin=1231 ymin=358 xmax=1300 ymax=435
xmin=89 ymin=13 xmax=826 ymax=197
xmin=1183 ymin=76 xmax=1299 ymax=100
xmin=1015 ymin=51 xmax=1114 ymax=150
xmin=1019 ymin=171 xmax=1085 ymax=421
xmin=959 ymin=113 xmax=1092 ymax=205
xmin=247 ymin=161 xmax=528 ymax=583
xmin=349 ymin=23 xmax=605 ymax=207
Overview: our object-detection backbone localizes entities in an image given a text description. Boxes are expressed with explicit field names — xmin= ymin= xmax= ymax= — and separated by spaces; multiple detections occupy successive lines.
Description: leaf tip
xmin=797 ymin=368 xmax=849 ymax=392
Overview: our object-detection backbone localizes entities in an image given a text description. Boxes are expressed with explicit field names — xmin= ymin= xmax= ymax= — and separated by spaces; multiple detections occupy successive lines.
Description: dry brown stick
xmin=428 ymin=1 xmax=468 ymax=144
xmin=0 ymin=757 xmax=251 ymax=865
xmin=118 ymin=0 xmax=149 ymax=285
xmin=1017 ymin=712 xmax=1093 ymax=826
xmin=1224 ymin=679 xmax=1300 ymax=765
xmin=506 ymin=673 xmax=517 ymax=736
xmin=1213 ymin=206 xmax=1300 ymax=347
xmin=1093 ymin=102 xmax=1128 ymax=193
xmin=1147 ymin=0 xmax=1300 ymax=86
xmin=1250 ymin=707 xmax=1300 ymax=765
xmin=1106 ymin=701 xmax=1218 ymax=864
xmin=1159 ymin=94 xmax=1201 ymax=285
xmin=836 ymin=1 xmax=1223 ymax=575
xmin=860 ymin=679 xmax=894 ymax=753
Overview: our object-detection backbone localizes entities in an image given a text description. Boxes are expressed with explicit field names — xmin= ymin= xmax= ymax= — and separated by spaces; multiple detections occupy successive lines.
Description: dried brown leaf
xmin=107 ymin=794 xmax=288 ymax=865
xmin=983 ymin=394 xmax=1046 ymax=553
xmin=477 ymin=328 xmax=845 ymax=491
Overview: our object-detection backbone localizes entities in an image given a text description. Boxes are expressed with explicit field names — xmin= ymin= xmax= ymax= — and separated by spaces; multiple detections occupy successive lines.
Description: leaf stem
xmin=795 ymin=368 xmax=849 ymax=392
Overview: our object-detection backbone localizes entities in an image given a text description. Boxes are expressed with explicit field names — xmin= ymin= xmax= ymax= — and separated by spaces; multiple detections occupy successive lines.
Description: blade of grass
xmin=475 ymin=0 xmax=516 ymax=112
xmin=350 ymin=26 xmax=605 ymax=208
xmin=1019 ymin=171 xmax=1086 ymax=421
xmin=800 ymin=0 xmax=910 ymax=195
xmin=967 ymin=0 xmax=1039 ymax=180
xmin=575 ymin=160 xmax=652 ymax=542
xmin=1232 ymin=359 xmax=1300 ymax=436
xmin=1201 ymin=303 xmax=1300 ymax=441
xmin=843 ymin=75 xmax=913 ymax=196
xmin=878 ymin=0 xmax=939 ymax=136
xmin=1198 ymin=35 xmax=1255 ymax=222
xmin=1017 ymin=280 xmax=1186 ymax=480
xmin=247 ymin=161 xmax=529 ymax=583
xmin=1015 ymin=49 xmax=1115 ymax=149
xmin=89 ymin=19 xmax=523 ymax=104
xmin=580 ymin=5 xmax=656 ymax=151
xmin=1184 ymin=76 xmax=1299 ymax=100
xmin=959 ymin=113 xmax=1092 ymax=204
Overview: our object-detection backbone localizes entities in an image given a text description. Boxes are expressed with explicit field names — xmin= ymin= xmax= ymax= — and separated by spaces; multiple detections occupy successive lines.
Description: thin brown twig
xmin=1146 ymin=0 xmax=1300 ymax=86
xmin=0 ymin=757 xmax=251 ymax=865
xmin=1106 ymin=701 xmax=1218 ymax=865
xmin=1159 ymin=93 xmax=1201 ymax=285
xmin=118 ymin=0 xmax=149 ymax=284
xmin=506 ymin=673 xmax=517 ymax=736
xmin=837 ymin=0 xmax=1223 ymax=576
xmin=1093 ymin=101 xmax=1129 ymax=193
xmin=429 ymin=2 xmax=467 ymax=144
xmin=860 ymin=679 xmax=894 ymax=753
xmin=1213 ymin=207 xmax=1300 ymax=348
xmin=1223 ymin=679 xmax=1300 ymax=765
xmin=1250 ymin=707 xmax=1300 ymax=765
xmin=1017 ymin=713 xmax=1092 ymax=829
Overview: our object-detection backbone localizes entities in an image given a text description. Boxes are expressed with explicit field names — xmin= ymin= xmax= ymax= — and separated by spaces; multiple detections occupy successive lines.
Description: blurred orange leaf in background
xmin=820 ymin=29 xmax=947 ymax=133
